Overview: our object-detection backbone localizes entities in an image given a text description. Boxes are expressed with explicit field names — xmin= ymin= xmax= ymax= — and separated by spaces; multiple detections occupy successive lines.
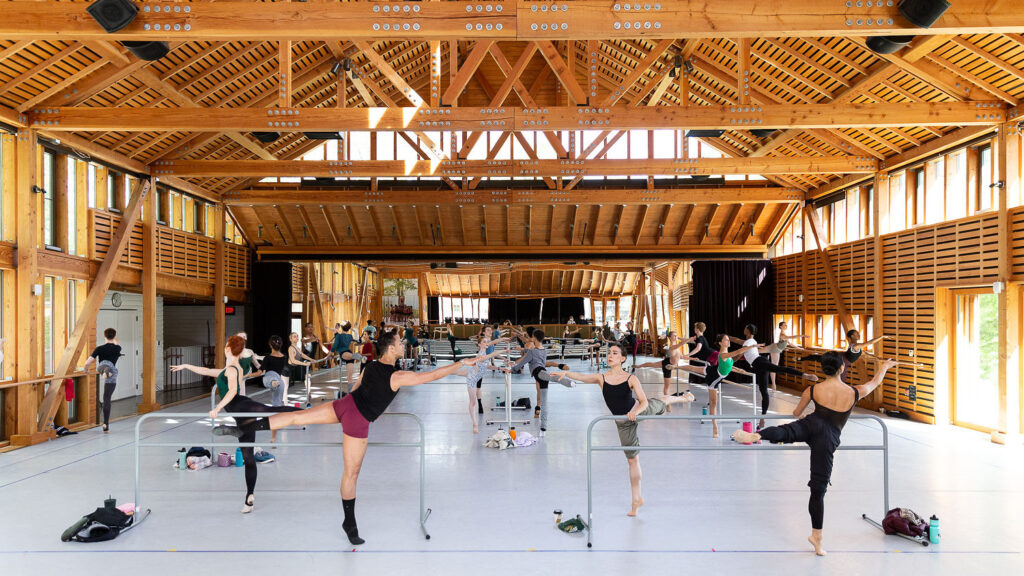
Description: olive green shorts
xmin=614 ymin=398 xmax=666 ymax=459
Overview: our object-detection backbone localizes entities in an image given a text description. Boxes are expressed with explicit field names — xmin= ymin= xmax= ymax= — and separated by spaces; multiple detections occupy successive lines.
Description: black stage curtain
xmin=251 ymin=262 xmax=294 ymax=354
xmin=428 ymin=296 xmax=440 ymax=323
xmin=540 ymin=297 xmax=584 ymax=324
xmin=688 ymin=260 xmax=775 ymax=346
xmin=487 ymin=298 xmax=517 ymax=325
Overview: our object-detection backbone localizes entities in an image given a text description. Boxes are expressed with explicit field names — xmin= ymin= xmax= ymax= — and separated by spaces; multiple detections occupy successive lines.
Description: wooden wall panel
xmin=773 ymin=207 xmax=1023 ymax=423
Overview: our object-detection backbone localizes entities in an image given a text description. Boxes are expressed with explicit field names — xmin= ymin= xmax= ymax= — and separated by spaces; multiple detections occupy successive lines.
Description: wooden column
xmin=997 ymin=123 xmax=1021 ymax=438
xmin=12 ymin=130 xmax=41 ymax=442
xmin=54 ymin=154 xmax=69 ymax=252
xmin=32 ymin=178 xmax=151 ymax=438
xmin=306 ymin=262 xmax=330 ymax=346
xmin=648 ymin=269 xmax=659 ymax=340
xmin=868 ymin=172 xmax=888 ymax=410
xmin=418 ymin=273 xmax=428 ymax=325
xmin=214 ymin=205 xmax=225 ymax=366
xmin=139 ymin=176 xmax=160 ymax=414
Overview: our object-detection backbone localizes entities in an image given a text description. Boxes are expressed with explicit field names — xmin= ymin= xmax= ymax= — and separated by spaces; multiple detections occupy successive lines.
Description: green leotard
xmin=717 ymin=356 xmax=734 ymax=378
xmin=215 ymin=366 xmax=240 ymax=398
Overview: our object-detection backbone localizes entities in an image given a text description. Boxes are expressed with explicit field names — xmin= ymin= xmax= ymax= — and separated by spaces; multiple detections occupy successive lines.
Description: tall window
xmin=67 ymin=279 xmax=78 ymax=336
xmin=106 ymin=171 xmax=116 ymax=211
xmin=946 ymin=149 xmax=967 ymax=220
xmin=0 ymin=270 xmax=5 ymax=380
xmin=67 ymin=157 xmax=77 ymax=254
xmin=978 ymin=145 xmax=993 ymax=212
xmin=87 ymin=163 xmax=97 ymax=208
xmin=42 ymin=150 xmax=56 ymax=246
xmin=925 ymin=157 xmax=945 ymax=224
xmin=43 ymin=277 xmax=55 ymax=375
xmin=913 ymin=167 xmax=925 ymax=226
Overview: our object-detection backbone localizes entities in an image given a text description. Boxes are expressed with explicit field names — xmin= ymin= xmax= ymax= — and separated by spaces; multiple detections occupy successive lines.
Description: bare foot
xmin=758 ymin=418 xmax=766 ymax=429
xmin=731 ymin=429 xmax=760 ymax=444
xmin=808 ymin=532 xmax=826 ymax=556
xmin=473 ymin=426 xmax=478 ymax=434
xmin=665 ymin=404 xmax=672 ymax=413
xmin=627 ymin=497 xmax=644 ymax=517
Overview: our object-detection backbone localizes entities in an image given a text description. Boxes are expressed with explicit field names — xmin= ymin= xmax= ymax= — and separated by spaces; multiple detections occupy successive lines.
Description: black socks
xmin=477 ymin=398 xmax=484 ymax=414
xmin=342 ymin=498 xmax=364 ymax=545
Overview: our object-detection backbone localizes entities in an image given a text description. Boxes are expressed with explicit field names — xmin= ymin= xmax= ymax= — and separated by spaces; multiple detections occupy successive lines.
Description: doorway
xmin=949 ymin=288 xmax=1000 ymax=432
xmin=96 ymin=309 xmax=140 ymax=402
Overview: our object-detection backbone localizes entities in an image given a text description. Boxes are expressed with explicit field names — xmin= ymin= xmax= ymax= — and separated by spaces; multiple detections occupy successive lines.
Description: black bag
xmin=61 ymin=506 xmax=133 ymax=543
xmin=513 ymin=397 xmax=532 ymax=409
xmin=186 ymin=446 xmax=211 ymax=459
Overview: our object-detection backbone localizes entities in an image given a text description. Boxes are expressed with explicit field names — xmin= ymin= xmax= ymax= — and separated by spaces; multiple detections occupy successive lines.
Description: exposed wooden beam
xmin=803 ymin=204 xmax=855 ymax=332
xmin=39 ymin=102 xmax=1004 ymax=132
xmin=8 ymin=1 xmax=1024 ymax=41
xmin=442 ymin=40 xmax=495 ymax=105
xmin=352 ymin=40 xmax=426 ymax=107
xmin=33 ymin=179 xmax=152 ymax=437
xmin=160 ymin=155 xmax=875 ymax=178
xmin=226 ymin=185 xmax=802 ymax=206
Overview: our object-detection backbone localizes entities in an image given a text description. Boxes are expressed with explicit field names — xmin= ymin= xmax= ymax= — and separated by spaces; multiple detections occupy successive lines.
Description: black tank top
xmin=352 ymin=360 xmax=400 ymax=422
xmin=810 ymin=385 xmax=859 ymax=431
xmin=845 ymin=345 xmax=863 ymax=363
xmin=601 ymin=376 xmax=635 ymax=416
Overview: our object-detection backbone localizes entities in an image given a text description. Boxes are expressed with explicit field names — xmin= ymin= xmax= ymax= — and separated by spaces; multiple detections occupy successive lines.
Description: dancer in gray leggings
xmin=84 ymin=327 xmax=122 ymax=433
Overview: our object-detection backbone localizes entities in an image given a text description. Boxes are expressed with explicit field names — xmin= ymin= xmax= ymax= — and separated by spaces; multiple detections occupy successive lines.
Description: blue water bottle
xmin=177 ymin=448 xmax=187 ymax=470
xmin=235 ymin=447 xmax=244 ymax=467
xmin=701 ymin=404 xmax=708 ymax=416
xmin=928 ymin=515 xmax=940 ymax=544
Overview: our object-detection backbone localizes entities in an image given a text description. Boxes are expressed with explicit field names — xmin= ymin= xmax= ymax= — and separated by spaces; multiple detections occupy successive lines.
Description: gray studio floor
xmin=1 ymin=355 xmax=1022 ymax=575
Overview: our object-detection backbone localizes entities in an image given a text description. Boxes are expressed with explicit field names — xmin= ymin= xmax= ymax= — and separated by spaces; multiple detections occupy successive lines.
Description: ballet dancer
xmin=551 ymin=343 xmax=695 ymax=516
xmin=703 ymin=333 xmax=759 ymax=438
xmin=733 ymin=354 xmax=898 ymax=556
xmin=633 ymin=331 xmax=707 ymax=396
xmin=331 ymin=322 xmax=366 ymax=396
xmin=211 ymin=330 xmax=490 ymax=544
xmin=502 ymin=328 xmax=573 ymax=435
xmin=731 ymin=324 xmax=818 ymax=428
xmin=766 ymin=321 xmax=808 ymax=391
xmin=171 ymin=335 xmax=301 ymax=513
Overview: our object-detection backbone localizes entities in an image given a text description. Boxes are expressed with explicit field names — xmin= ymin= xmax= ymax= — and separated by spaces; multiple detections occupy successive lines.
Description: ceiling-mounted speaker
xmin=865 ymin=35 xmax=914 ymax=54
xmin=897 ymin=0 xmax=950 ymax=29
xmin=86 ymin=0 xmax=138 ymax=33
xmin=252 ymin=131 xmax=281 ymax=143
xmin=305 ymin=132 xmax=341 ymax=140
xmin=122 ymin=41 xmax=169 ymax=61
xmin=685 ymin=129 xmax=725 ymax=138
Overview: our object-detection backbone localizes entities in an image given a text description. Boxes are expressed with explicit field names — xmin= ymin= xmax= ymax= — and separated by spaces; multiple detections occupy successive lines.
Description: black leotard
xmin=601 ymin=376 xmax=635 ymax=416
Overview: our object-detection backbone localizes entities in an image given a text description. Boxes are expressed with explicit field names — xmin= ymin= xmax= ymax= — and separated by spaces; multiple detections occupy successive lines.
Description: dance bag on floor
xmin=881 ymin=508 xmax=928 ymax=538
xmin=61 ymin=505 xmax=134 ymax=543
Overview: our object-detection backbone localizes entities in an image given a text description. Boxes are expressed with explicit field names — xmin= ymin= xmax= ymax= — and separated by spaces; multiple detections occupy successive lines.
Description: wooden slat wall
xmin=773 ymin=206 xmax=1024 ymax=423
xmin=92 ymin=209 xmax=249 ymax=290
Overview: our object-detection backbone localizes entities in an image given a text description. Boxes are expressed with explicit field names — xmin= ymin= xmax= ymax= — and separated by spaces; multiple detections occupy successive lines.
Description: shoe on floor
xmin=539 ymin=428 xmax=546 ymax=437
xmin=254 ymin=449 xmax=275 ymax=464
xmin=241 ymin=495 xmax=254 ymax=514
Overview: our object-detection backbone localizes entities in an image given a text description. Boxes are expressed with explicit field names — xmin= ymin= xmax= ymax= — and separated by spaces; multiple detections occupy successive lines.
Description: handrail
xmin=133 ymin=410 xmax=432 ymax=540
xmin=0 ymin=371 xmax=89 ymax=391
xmin=584 ymin=414 xmax=890 ymax=548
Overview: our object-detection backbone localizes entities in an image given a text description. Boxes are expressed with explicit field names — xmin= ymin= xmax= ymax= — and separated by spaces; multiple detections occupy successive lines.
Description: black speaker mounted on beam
xmin=866 ymin=35 xmax=914 ymax=55
xmin=685 ymin=130 xmax=725 ymax=138
xmin=898 ymin=0 xmax=951 ymax=29
xmin=86 ymin=0 xmax=138 ymax=33
xmin=252 ymin=131 xmax=281 ymax=144
xmin=121 ymin=41 xmax=169 ymax=61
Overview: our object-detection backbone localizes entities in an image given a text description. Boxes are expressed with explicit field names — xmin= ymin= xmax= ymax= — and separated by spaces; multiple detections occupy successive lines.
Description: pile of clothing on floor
xmin=483 ymin=429 xmax=537 ymax=449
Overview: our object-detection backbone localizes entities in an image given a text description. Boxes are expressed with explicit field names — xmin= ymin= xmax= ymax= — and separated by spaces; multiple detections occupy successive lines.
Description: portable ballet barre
xmin=133 ymin=411 xmax=432 ymax=540
xmin=583 ymin=414 xmax=890 ymax=548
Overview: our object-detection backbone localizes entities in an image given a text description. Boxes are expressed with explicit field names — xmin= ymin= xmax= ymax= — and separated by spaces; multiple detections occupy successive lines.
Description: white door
xmin=96 ymin=309 xmax=140 ymax=402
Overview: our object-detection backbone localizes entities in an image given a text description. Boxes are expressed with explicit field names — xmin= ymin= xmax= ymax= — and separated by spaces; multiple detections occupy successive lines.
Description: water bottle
xmin=701 ymin=404 xmax=708 ymax=416
xmin=496 ymin=395 xmax=502 ymax=407
xmin=177 ymin=448 xmax=187 ymax=470
xmin=510 ymin=426 xmax=517 ymax=441
xmin=929 ymin=515 xmax=940 ymax=544
xmin=235 ymin=447 xmax=244 ymax=467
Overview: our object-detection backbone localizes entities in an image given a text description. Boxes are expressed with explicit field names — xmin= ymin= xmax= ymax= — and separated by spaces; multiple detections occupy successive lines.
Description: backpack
xmin=513 ymin=397 xmax=532 ymax=409
xmin=61 ymin=506 xmax=134 ymax=543
xmin=881 ymin=508 xmax=928 ymax=538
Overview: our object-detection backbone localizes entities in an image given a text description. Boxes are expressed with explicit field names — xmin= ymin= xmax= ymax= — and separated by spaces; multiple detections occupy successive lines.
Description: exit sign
xmin=225 ymin=306 xmax=236 ymax=315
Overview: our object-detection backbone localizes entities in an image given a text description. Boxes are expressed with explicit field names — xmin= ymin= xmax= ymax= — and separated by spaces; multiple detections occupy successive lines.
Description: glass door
xmin=951 ymin=289 xmax=1000 ymax=432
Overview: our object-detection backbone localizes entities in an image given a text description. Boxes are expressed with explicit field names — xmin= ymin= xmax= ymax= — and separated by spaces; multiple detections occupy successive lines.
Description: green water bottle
xmin=928 ymin=515 xmax=940 ymax=544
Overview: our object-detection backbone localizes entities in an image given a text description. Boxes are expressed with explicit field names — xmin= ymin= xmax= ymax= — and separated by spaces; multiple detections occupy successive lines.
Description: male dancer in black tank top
xmin=733 ymin=353 xmax=897 ymax=556
xmin=213 ymin=330 xmax=500 ymax=545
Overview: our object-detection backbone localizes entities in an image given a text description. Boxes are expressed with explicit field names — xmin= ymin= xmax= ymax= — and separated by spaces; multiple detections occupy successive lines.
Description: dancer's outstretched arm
xmin=548 ymin=370 xmax=602 ymax=385
xmin=392 ymin=349 xmax=504 ymax=390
